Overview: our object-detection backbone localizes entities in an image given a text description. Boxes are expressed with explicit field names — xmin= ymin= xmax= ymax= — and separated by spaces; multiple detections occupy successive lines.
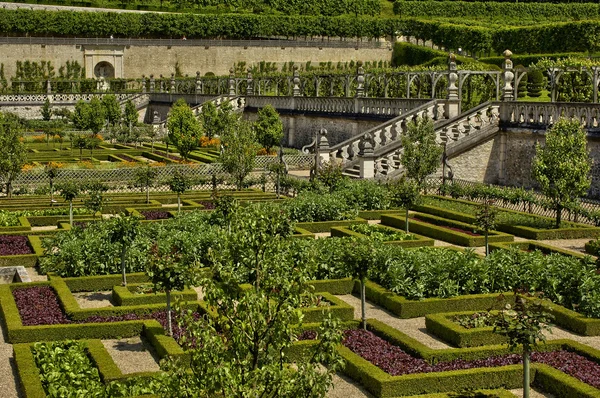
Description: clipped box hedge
xmin=415 ymin=196 xmax=600 ymax=240
xmin=302 ymin=292 xmax=355 ymax=323
xmin=308 ymin=277 xmax=355 ymax=295
xmin=48 ymin=272 xmax=149 ymax=292
xmin=381 ymin=213 xmax=513 ymax=247
xmin=112 ymin=284 xmax=198 ymax=306
xmin=425 ymin=311 xmax=506 ymax=348
xmin=330 ymin=225 xmax=435 ymax=248
xmin=296 ymin=217 xmax=368 ymax=233
xmin=0 ymin=235 xmax=44 ymax=268
xmin=489 ymin=240 xmax=589 ymax=259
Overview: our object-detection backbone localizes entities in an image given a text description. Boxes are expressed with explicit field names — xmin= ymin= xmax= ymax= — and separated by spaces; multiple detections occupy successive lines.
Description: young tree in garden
xmin=72 ymin=134 xmax=88 ymax=160
xmin=57 ymin=181 xmax=79 ymax=226
xmin=123 ymin=99 xmax=138 ymax=129
xmin=401 ymin=116 xmax=443 ymax=189
xmin=158 ymin=203 xmax=343 ymax=397
xmin=346 ymin=237 xmax=375 ymax=330
xmin=72 ymin=100 xmax=90 ymax=130
xmin=475 ymin=198 xmax=498 ymax=256
xmin=134 ymin=165 xmax=158 ymax=204
xmin=45 ymin=162 xmax=60 ymax=205
xmin=54 ymin=129 xmax=65 ymax=150
xmin=108 ymin=215 xmax=141 ymax=286
xmin=87 ymin=96 xmax=106 ymax=135
xmin=166 ymin=99 xmax=203 ymax=161
xmin=532 ymin=118 xmax=591 ymax=228
xmin=146 ymin=243 xmax=197 ymax=336
xmin=492 ymin=292 xmax=553 ymax=398
xmin=41 ymin=98 xmax=52 ymax=121
xmin=145 ymin=124 xmax=158 ymax=153
xmin=0 ymin=115 xmax=27 ymax=198
xmin=86 ymin=135 xmax=102 ymax=159
xmin=83 ymin=180 xmax=108 ymax=218
xmin=220 ymin=120 xmax=259 ymax=190
xmin=254 ymin=104 xmax=283 ymax=154
xmin=101 ymin=94 xmax=121 ymax=126
xmin=389 ymin=178 xmax=421 ymax=233
xmin=168 ymin=170 xmax=191 ymax=213
xmin=200 ymin=101 xmax=220 ymax=139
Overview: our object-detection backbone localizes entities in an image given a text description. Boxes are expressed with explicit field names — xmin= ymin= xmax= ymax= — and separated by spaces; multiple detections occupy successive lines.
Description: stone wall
xmin=448 ymin=134 xmax=503 ymax=184
xmin=0 ymin=43 xmax=391 ymax=79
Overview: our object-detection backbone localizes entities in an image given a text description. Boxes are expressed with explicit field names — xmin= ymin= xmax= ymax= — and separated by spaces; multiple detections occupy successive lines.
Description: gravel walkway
xmin=102 ymin=337 xmax=160 ymax=374
xmin=24 ymin=267 xmax=47 ymax=282
xmin=539 ymin=238 xmax=592 ymax=256
xmin=72 ymin=291 xmax=113 ymax=308
xmin=509 ymin=388 xmax=554 ymax=397
xmin=328 ymin=373 xmax=373 ymax=398
xmin=0 ymin=1 xmax=168 ymax=13
xmin=0 ymin=313 xmax=19 ymax=398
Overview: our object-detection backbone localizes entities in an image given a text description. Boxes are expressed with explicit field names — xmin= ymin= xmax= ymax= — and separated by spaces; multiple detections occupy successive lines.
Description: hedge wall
xmin=112 ymin=284 xmax=198 ymax=306
xmin=425 ymin=312 xmax=507 ymax=348
xmin=296 ymin=217 xmax=367 ymax=233
xmin=330 ymin=225 xmax=435 ymax=248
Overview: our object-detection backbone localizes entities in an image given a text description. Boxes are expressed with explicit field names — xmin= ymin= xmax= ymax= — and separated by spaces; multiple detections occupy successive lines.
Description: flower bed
xmin=348 ymin=223 xmax=418 ymax=241
xmin=411 ymin=216 xmax=481 ymax=236
xmin=117 ymin=154 xmax=140 ymax=163
xmin=155 ymin=150 xmax=182 ymax=161
xmin=197 ymin=201 xmax=215 ymax=210
xmin=140 ymin=210 xmax=172 ymax=220
xmin=0 ymin=235 xmax=33 ymax=255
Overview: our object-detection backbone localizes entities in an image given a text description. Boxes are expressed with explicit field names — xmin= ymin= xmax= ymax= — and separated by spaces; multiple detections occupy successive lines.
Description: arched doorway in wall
xmin=94 ymin=61 xmax=115 ymax=79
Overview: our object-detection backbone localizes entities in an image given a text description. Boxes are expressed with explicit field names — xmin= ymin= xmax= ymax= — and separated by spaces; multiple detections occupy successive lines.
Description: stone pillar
xmin=293 ymin=66 xmax=301 ymax=97
xmin=159 ymin=75 xmax=164 ymax=93
xmin=149 ymin=75 xmax=155 ymax=93
xmin=356 ymin=61 xmax=365 ymax=98
xmin=317 ymin=128 xmax=330 ymax=166
xmin=153 ymin=110 xmax=160 ymax=124
xmin=358 ymin=133 xmax=376 ymax=179
xmin=501 ymin=49 xmax=514 ymax=102
xmin=288 ymin=117 xmax=295 ymax=147
xmin=170 ymin=74 xmax=176 ymax=93
xmin=246 ymin=68 xmax=254 ymax=96
xmin=141 ymin=75 xmax=146 ymax=94
xmin=46 ymin=79 xmax=51 ymax=94
xmin=195 ymin=71 xmax=202 ymax=94
xmin=445 ymin=52 xmax=460 ymax=119
xmin=229 ymin=68 xmax=236 ymax=96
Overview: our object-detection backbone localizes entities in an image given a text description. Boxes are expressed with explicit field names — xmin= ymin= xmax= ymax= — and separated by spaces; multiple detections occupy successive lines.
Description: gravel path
xmin=0 ymin=313 xmax=19 ymax=398
xmin=72 ymin=291 xmax=113 ymax=308
xmin=539 ymin=238 xmax=592 ymax=255
xmin=328 ymin=373 xmax=373 ymax=398
xmin=0 ymin=1 xmax=168 ymax=13
xmin=509 ymin=388 xmax=554 ymax=397
xmin=24 ymin=267 xmax=47 ymax=282
xmin=336 ymin=294 xmax=451 ymax=350
xmin=102 ymin=337 xmax=160 ymax=374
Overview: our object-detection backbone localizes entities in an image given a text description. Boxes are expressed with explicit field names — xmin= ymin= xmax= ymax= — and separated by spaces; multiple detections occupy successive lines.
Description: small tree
xmin=44 ymin=162 xmax=60 ymax=205
xmin=346 ymin=237 xmax=374 ymax=330
xmin=492 ymin=292 xmax=553 ymax=398
xmin=401 ymin=116 xmax=443 ymax=189
xmin=0 ymin=115 xmax=27 ymax=198
xmin=102 ymin=94 xmax=122 ymax=126
xmin=87 ymin=96 xmax=106 ymax=135
xmin=389 ymin=178 xmax=421 ymax=233
xmin=41 ymin=98 xmax=52 ymax=121
xmin=83 ymin=180 xmax=108 ymax=218
xmin=108 ymin=215 xmax=141 ymax=286
xmin=168 ymin=171 xmax=191 ymax=213
xmin=200 ymin=101 xmax=220 ymax=139
xmin=134 ymin=165 xmax=158 ymax=204
xmin=72 ymin=100 xmax=90 ymax=131
xmin=475 ymin=198 xmax=498 ymax=256
xmin=86 ymin=134 xmax=102 ymax=159
xmin=220 ymin=120 xmax=259 ymax=190
xmin=254 ymin=105 xmax=283 ymax=154
xmin=532 ymin=118 xmax=591 ymax=228
xmin=72 ymin=134 xmax=87 ymax=160
xmin=57 ymin=181 xmax=79 ymax=226
xmin=146 ymin=243 xmax=195 ymax=336
xmin=123 ymin=99 xmax=138 ymax=129
xmin=166 ymin=99 xmax=203 ymax=161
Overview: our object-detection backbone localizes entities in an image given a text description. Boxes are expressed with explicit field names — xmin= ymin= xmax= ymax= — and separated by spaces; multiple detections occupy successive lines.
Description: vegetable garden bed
xmin=330 ymin=224 xmax=434 ymax=248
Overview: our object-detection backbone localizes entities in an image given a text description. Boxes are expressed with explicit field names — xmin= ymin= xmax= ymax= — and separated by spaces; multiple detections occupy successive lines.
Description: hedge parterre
xmin=0 ymin=235 xmax=33 ymax=255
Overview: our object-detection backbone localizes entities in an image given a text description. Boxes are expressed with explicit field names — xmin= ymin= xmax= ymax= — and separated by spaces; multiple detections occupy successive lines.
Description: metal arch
xmin=514 ymin=70 xmax=528 ymax=100
xmin=431 ymin=72 xmax=446 ymax=99
xmin=407 ymin=74 xmax=421 ymax=99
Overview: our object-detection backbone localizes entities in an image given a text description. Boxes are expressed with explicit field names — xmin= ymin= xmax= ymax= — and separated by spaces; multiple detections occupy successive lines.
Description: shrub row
xmin=488 ymin=241 xmax=588 ymax=260
xmin=330 ymin=225 xmax=435 ymax=248
xmin=425 ymin=311 xmax=507 ymax=348
xmin=0 ymin=8 xmax=400 ymax=39
xmin=0 ymin=235 xmax=44 ymax=268
xmin=112 ymin=284 xmax=198 ymax=306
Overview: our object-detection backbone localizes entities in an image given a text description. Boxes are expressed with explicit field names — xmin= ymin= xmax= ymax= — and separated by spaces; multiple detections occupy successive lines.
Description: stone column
xmin=501 ymin=49 xmax=514 ymax=102
xmin=149 ymin=75 xmax=155 ymax=93
xmin=445 ymin=52 xmax=460 ymax=119
xmin=317 ymin=128 xmax=330 ymax=166
xmin=229 ymin=68 xmax=236 ymax=96
xmin=246 ymin=68 xmax=254 ymax=96
xmin=170 ymin=74 xmax=176 ymax=93
xmin=141 ymin=75 xmax=146 ymax=94
xmin=358 ymin=133 xmax=376 ymax=179
xmin=356 ymin=61 xmax=365 ymax=98
xmin=195 ymin=71 xmax=202 ymax=94
xmin=46 ymin=79 xmax=51 ymax=94
xmin=292 ymin=66 xmax=301 ymax=97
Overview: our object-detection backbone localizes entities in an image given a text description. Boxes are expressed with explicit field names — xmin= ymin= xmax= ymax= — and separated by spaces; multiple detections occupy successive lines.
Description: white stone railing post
xmin=358 ymin=132 xmax=375 ymax=179
xmin=293 ymin=66 xmax=301 ymax=97
xmin=446 ymin=53 xmax=460 ymax=118
xmin=228 ymin=68 xmax=236 ymax=96
xmin=195 ymin=72 xmax=202 ymax=94
xmin=501 ymin=49 xmax=514 ymax=102
xmin=246 ymin=69 xmax=254 ymax=96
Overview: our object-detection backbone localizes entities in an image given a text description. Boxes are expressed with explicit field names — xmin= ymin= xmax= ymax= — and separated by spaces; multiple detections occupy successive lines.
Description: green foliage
xmin=133 ymin=165 xmax=158 ymax=203
xmin=532 ymin=118 xmax=591 ymax=228
xmin=123 ymin=99 xmax=138 ymax=128
xmin=200 ymin=101 xmax=220 ymax=139
xmin=0 ymin=114 xmax=26 ymax=197
xmin=254 ymin=104 xmax=283 ymax=153
xmin=316 ymin=161 xmax=348 ymax=193
xmin=348 ymin=224 xmax=417 ymax=242
xmin=336 ymin=180 xmax=391 ymax=211
xmin=166 ymin=99 xmax=203 ymax=161
xmin=390 ymin=178 xmax=421 ymax=209
xmin=220 ymin=119 xmax=259 ymax=190
xmin=56 ymin=181 xmax=79 ymax=203
xmin=101 ymin=94 xmax=121 ymax=126
xmin=401 ymin=116 xmax=443 ymax=188
xmin=41 ymin=98 xmax=52 ymax=121
xmin=83 ymin=180 xmax=108 ymax=215
xmin=168 ymin=170 xmax=191 ymax=195
xmin=527 ymin=69 xmax=545 ymax=98
xmin=284 ymin=191 xmax=358 ymax=223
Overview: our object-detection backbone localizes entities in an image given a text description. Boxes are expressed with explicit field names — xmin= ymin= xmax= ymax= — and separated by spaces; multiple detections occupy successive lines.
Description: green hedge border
xmin=381 ymin=213 xmax=514 ymax=247
xmin=112 ymin=283 xmax=198 ymax=306
xmin=296 ymin=217 xmax=368 ymax=233
xmin=425 ymin=311 xmax=507 ymax=348
xmin=0 ymin=235 xmax=44 ymax=268
xmin=489 ymin=240 xmax=589 ymax=259
xmin=330 ymin=224 xmax=435 ymax=248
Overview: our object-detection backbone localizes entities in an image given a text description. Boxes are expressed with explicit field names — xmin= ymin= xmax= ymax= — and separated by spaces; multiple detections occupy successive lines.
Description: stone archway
xmin=94 ymin=61 xmax=115 ymax=79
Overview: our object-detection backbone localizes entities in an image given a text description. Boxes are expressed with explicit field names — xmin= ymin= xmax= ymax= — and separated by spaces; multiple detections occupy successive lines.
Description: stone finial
xmin=246 ymin=68 xmax=254 ymax=96
xmin=358 ymin=132 xmax=375 ymax=156
xmin=141 ymin=75 xmax=146 ymax=93
xmin=228 ymin=68 xmax=236 ymax=96
xmin=152 ymin=110 xmax=160 ymax=124
xmin=170 ymin=74 xmax=176 ymax=93
xmin=149 ymin=74 xmax=155 ymax=93
xmin=447 ymin=52 xmax=459 ymax=102
xmin=318 ymin=128 xmax=329 ymax=150
xmin=503 ymin=49 xmax=513 ymax=59
xmin=293 ymin=65 xmax=301 ymax=97
xmin=449 ymin=52 xmax=456 ymax=62
xmin=502 ymin=49 xmax=515 ymax=101
xmin=195 ymin=71 xmax=202 ymax=94
xmin=356 ymin=61 xmax=365 ymax=98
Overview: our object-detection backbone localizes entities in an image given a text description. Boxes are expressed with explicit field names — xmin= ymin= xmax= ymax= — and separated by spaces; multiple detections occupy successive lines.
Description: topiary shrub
xmin=527 ymin=69 xmax=545 ymax=98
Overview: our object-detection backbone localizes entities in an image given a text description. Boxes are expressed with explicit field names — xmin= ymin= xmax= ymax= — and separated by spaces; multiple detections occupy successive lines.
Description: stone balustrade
xmin=501 ymin=102 xmax=600 ymax=130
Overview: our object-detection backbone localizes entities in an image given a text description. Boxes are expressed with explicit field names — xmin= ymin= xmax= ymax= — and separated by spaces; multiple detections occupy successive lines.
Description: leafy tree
xmin=83 ymin=180 xmax=108 ymax=218
xmin=123 ymin=99 xmax=138 ymax=128
xmin=57 ymin=181 xmax=79 ymax=226
xmin=107 ymin=215 xmax=141 ymax=286
xmin=220 ymin=120 xmax=259 ymax=190
xmin=0 ymin=115 xmax=27 ymax=198
xmin=475 ymin=198 xmax=498 ymax=256
xmin=389 ymin=178 xmax=421 ymax=233
xmin=346 ymin=237 xmax=374 ymax=330
xmin=54 ymin=129 xmax=66 ymax=150
xmin=146 ymin=243 xmax=197 ymax=336
xmin=166 ymin=99 xmax=203 ymax=161
xmin=254 ymin=105 xmax=283 ymax=154
xmin=72 ymin=134 xmax=88 ymax=160
xmin=401 ymin=116 xmax=443 ymax=189
xmin=316 ymin=160 xmax=347 ymax=193
xmin=45 ymin=162 xmax=60 ymax=205
xmin=168 ymin=171 xmax=192 ymax=213
xmin=200 ymin=101 xmax=220 ymax=139
xmin=87 ymin=96 xmax=106 ymax=134
xmin=86 ymin=135 xmax=102 ymax=159
xmin=102 ymin=94 xmax=121 ymax=126
xmin=134 ymin=165 xmax=158 ymax=204
xmin=144 ymin=125 xmax=158 ymax=153
xmin=532 ymin=118 xmax=591 ymax=228
xmin=72 ymin=100 xmax=90 ymax=131
xmin=492 ymin=293 xmax=553 ymax=398
xmin=41 ymin=98 xmax=52 ymax=121
xmin=158 ymin=203 xmax=343 ymax=397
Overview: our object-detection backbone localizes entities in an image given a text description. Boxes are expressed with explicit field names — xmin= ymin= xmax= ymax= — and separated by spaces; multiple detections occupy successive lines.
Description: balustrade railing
xmin=501 ymin=102 xmax=600 ymax=130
